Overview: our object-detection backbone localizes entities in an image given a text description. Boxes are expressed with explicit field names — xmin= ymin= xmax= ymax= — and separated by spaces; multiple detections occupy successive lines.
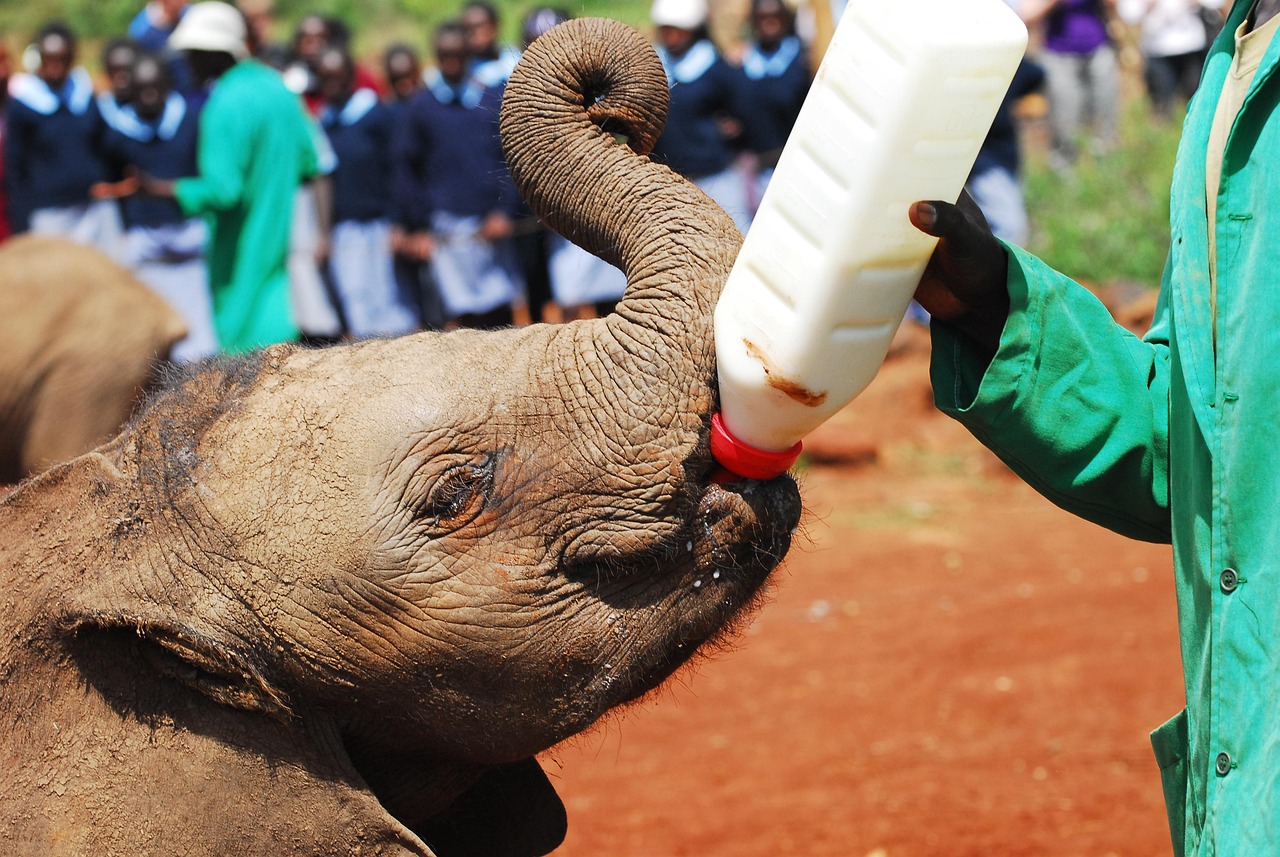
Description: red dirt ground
xmin=540 ymin=332 xmax=1184 ymax=857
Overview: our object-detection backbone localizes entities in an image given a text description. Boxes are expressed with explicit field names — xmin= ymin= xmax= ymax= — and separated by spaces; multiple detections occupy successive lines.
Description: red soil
xmin=543 ymin=333 xmax=1183 ymax=857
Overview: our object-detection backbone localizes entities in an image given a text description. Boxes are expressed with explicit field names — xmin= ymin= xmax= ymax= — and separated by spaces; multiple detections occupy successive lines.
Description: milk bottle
xmin=711 ymin=0 xmax=1027 ymax=479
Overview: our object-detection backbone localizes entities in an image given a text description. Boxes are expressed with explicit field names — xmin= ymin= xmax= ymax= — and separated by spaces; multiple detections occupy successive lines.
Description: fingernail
xmin=915 ymin=202 xmax=936 ymax=229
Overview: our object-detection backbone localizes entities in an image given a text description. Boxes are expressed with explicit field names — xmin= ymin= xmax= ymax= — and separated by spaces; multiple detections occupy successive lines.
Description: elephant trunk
xmin=500 ymin=18 xmax=742 ymax=360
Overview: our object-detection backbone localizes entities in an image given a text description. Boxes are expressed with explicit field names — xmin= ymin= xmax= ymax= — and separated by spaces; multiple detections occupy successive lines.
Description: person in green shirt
xmin=910 ymin=0 xmax=1280 ymax=853
xmin=143 ymin=1 xmax=320 ymax=354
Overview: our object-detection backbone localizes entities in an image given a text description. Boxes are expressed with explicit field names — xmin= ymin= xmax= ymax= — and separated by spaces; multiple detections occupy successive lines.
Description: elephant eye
xmin=413 ymin=456 xmax=495 ymax=532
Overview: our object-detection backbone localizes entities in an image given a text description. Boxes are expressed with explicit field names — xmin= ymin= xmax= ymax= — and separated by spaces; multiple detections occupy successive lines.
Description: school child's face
xmin=435 ymin=36 xmax=468 ymax=84
xmin=38 ymin=35 xmax=72 ymax=90
xmin=132 ymin=61 xmax=170 ymax=120
xmin=752 ymin=2 xmax=791 ymax=44
xmin=658 ymin=25 xmax=697 ymax=56
xmin=461 ymin=8 xmax=497 ymax=56
xmin=106 ymin=46 xmax=137 ymax=102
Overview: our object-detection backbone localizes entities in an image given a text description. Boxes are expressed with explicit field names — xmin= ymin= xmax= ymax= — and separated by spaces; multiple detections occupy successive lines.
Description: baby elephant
xmin=0 ymin=19 xmax=801 ymax=856
xmin=0 ymin=234 xmax=186 ymax=483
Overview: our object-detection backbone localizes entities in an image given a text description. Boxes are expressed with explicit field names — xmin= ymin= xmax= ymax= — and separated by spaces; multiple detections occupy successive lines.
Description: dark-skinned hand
xmin=136 ymin=170 xmax=178 ymax=199
xmin=909 ymin=191 xmax=1011 ymax=359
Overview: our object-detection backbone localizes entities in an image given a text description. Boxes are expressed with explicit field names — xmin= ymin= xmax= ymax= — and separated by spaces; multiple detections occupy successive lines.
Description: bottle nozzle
xmin=710 ymin=413 xmax=803 ymax=481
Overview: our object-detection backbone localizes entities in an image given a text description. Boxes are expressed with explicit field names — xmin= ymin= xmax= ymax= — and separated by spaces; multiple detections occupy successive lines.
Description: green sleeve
xmin=174 ymin=93 xmax=251 ymax=215
xmin=930 ymin=243 xmax=1173 ymax=543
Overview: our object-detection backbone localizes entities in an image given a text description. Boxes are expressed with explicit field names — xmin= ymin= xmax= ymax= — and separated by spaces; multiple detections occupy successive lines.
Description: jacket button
xmin=1216 ymin=752 xmax=1234 ymax=777
xmin=1220 ymin=568 xmax=1239 ymax=594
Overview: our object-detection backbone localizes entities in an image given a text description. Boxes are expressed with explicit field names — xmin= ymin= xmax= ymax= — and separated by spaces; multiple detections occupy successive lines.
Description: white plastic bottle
xmin=711 ymin=0 xmax=1027 ymax=479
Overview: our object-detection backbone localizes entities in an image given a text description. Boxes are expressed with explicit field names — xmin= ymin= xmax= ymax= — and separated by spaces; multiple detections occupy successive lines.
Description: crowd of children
xmin=0 ymin=0 xmax=814 ymax=360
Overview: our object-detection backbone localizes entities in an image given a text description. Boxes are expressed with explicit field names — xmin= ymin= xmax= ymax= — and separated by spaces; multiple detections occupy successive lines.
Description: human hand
xmin=137 ymin=171 xmax=178 ymax=198
xmin=909 ymin=192 xmax=1011 ymax=357
xmin=405 ymin=231 xmax=435 ymax=261
xmin=478 ymin=212 xmax=514 ymax=243
xmin=90 ymin=176 xmax=140 ymax=199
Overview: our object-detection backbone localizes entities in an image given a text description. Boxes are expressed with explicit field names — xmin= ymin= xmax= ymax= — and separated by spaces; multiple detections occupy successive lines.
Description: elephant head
xmin=0 ymin=19 xmax=801 ymax=856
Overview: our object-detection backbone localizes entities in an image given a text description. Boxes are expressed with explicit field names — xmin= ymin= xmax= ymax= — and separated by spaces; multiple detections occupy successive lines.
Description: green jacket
xmin=931 ymin=3 xmax=1280 ymax=853
xmin=175 ymin=60 xmax=320 ymax=354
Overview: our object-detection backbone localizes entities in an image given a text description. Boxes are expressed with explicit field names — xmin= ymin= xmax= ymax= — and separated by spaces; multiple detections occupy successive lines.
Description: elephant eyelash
xmin=411 ymin=456 xmax=495 ymax=532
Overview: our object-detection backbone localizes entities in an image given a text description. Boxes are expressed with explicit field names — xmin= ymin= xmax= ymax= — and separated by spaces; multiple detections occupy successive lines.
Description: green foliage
xmin=0 ymin=1 xmax=136 ymax=42
xmin=0 ymin=0 xmax=654 ymax=56
xmin=1022 ymin=97 xmax=1182 ymax=288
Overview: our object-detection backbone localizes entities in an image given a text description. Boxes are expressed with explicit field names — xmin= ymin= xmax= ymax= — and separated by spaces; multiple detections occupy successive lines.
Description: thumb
xmin=909 ymin=199 xmax=969 ymax=240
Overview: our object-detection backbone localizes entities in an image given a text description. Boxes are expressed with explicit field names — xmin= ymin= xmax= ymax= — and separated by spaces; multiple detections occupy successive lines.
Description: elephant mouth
xmin=569 ymin=471 xmax=802 ymax=709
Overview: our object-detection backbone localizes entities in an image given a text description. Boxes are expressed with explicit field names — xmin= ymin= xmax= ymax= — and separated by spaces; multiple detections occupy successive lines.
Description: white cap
xmin=169 ymin=2 xmax=249 ymax=59
xmin=651 ymin=0 xmax=709 ymax=29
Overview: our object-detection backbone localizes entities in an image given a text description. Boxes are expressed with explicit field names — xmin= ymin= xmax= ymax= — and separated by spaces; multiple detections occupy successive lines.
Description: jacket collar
xmin=742 ymin=36 xmax=801 ymax=80
xmin=10 ymin=67 xmax=94 ymax=116
xmin=99 ymin=91 xmax=187 ymax=142
xmin=423 ymin=67 xmax=484 ymax=109
xmin=320 ymin=87 xmax=379 ymax=128
xmin=656 ymin=39 xmax=717 ymax=86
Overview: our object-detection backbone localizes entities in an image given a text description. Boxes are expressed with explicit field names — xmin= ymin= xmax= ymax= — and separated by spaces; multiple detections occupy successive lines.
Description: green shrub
xmin=1021 ymin=96 xmax=1182 ymax=289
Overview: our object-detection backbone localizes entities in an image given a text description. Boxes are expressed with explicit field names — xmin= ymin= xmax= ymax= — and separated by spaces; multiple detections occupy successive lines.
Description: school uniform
xmin=101 ymin=91 xmax=215 ymax=363
xmin=4 ymin=68 xmax=124 ymax=260
xmin=652 ymin=39 xmax=751 ymax=233
xmin=468 ymin=46 xmax=522 ymax=89
xmin=391 ymin=70 xmax=523 ymax=321
xmin=383 ymin=90 xmax=445 ymax=330
xmin=733 ymin=35 xmax=811 ymax=212
xmin=320 ymin=88 xmax=418 ymax=339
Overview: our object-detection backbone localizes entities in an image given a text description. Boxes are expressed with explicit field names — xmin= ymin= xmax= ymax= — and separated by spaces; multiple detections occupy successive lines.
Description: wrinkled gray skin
xmin=0 ymin=19 xmax=801 ymax=856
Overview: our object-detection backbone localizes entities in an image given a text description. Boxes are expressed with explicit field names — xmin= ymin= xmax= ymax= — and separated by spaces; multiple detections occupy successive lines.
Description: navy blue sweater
xmin=322 ymin=90 xmax=395 ymax=224
xmin=4 ymin=77 xmax=113 ymax=232
xmin=390 ymin=77 xmax=517 ymax=230
xmin=102 ymin=95 xmax=201 ymax=229
xmin=652 ymin=44 xmax=740 ymax=179
xmin=733 ymin=38 xmax=811 ymax=159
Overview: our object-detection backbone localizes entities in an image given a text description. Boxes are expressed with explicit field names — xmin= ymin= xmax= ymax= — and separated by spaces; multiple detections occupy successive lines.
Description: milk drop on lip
xmin=710 ymin=0 xmax=1028 ymax=480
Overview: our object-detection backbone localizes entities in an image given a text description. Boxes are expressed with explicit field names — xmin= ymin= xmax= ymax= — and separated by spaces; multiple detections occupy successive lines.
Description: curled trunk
xmin=501 ymin=17 xmax=741 ymax=355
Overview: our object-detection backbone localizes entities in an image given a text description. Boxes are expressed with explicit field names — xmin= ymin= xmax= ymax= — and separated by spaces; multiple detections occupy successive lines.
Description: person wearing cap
xmin=140 ymin=0 xmax=322 ymax=354
xmin=4 ymin=21 xmax=127 ymax=260
xmin=649 ymin=0 xmax=752 ymax=233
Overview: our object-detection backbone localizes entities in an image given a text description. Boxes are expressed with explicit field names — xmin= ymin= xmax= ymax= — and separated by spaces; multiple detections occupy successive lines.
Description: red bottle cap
xmin=710 ymin=412 xmax=803 ymax=481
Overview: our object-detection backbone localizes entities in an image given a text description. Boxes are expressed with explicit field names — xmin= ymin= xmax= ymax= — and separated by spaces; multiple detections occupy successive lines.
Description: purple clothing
xmin=1044 ymin=0 xmax=1111 ymax=54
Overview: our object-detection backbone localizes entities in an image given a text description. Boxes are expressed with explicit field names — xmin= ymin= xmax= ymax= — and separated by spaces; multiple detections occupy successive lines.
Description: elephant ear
xmin=61 ymin=611 xmax=293 ymax=718
xmin=418 ymin=758 xmax=568 ymax=857
xmin=43 ymin=452 xmax=292 ymax=719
